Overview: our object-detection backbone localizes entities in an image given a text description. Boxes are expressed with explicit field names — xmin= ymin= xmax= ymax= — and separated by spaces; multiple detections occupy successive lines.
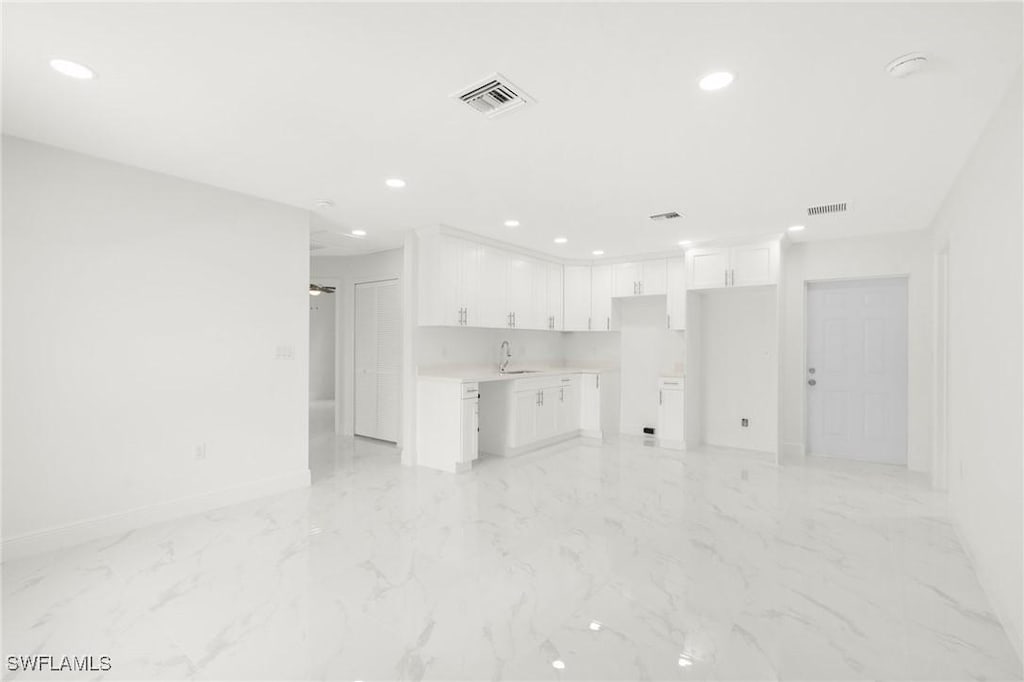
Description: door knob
xmin=808 ymin=367 xmax=816 ymax=374
xmin=808 ymin=379 xmax=817 ymax=386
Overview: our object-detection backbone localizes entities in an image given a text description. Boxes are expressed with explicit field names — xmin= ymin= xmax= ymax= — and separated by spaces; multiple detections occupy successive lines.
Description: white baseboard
xmin=2 ymin=469 xmax=311 ymax=562
xmin=580 ymin=429 xmax=603 ymax=440
xmin=782 ymin=441 xmax=807 ymax=458
xmin=951 ymin=517 xmax=1024 ymax=664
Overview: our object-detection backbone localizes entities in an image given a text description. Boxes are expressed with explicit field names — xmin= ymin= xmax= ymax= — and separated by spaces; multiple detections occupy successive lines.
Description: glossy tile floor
xmin=3 ymin=413 xmax=1021 ymax=680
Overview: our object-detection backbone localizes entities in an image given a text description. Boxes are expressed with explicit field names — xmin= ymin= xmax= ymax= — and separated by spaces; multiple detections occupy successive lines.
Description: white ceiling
xmin=4 ymin=2 xmax=1021 ymax=258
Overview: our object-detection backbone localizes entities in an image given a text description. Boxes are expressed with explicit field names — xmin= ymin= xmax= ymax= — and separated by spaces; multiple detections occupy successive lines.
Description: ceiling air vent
xmin=649 ymin=211 xmax=683 ymax=221
xmin=453 ymin=73 xmax=532 ymax=118
xmin=807 ymin=201 xmax=850 ymax=217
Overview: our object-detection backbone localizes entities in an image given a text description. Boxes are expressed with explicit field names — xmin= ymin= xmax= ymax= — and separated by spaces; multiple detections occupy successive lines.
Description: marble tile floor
xmin=3 ymin=433 xmax=1021 ymax=681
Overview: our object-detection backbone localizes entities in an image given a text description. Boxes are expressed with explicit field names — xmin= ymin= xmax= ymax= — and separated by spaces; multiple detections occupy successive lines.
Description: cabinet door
xmin=563 ymin=265 xmax=592 ymax=331
xmin=590 ymin=265 xmax=613 ymax=330
xmin=513 ymin=390 xmax=538 ymax=446
xmin=641 ymin=259 xmax=667 ymax=295
xmin=536 ymin=388 xmax=559 ymax=440
xmin=477 ymin=246 xmax=509 ymax=328
xmin=658 ymin=388 xmax=685 ymax=442
xmin=506 ymin=255 xmax=532 ymax=328
xmin=731 ymin=242 xmax=779 ymax=287
xmin=612 ymin=262 xmax=641 ymax=297
xmin=666 ymin=258 xmax=686 ymax=330
xmin=527 ymin=258 xmax=549 ymax=330
xmin=460 ymin=397 xmax=479 ymax=463
xmin=556 ymin=383 xmax=580 ymax=433
xmin=686 ymin=248 xmax=730 ymax=290
xmin=580 ymin=373 xmax=601 ymax=434
xmin=456 ymin=238 xmax=482 ymax=326
xmin=546 ymin=263 xmax=563 ymax=330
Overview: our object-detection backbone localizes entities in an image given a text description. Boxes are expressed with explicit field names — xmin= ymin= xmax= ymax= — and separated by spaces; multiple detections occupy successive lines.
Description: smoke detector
xmin=453 ymin=73 xmax=533 ymax=118
xmin=887 ymin=53 xmax=928 ymax=78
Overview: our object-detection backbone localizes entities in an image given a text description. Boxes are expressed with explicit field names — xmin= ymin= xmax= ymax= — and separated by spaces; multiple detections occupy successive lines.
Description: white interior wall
xmin=928 ymin=71 xmax=1023 ymax=659
xmin=308 ymin=287 xmax=336 ymax=401
xmin=780 ymin=231 xmax=934 ymax=471
xmin=616 ymin=296 xmax=686 ymax=435
xmin=311 ymin=249 xmax=403 ymax=440
xmin=2 ymin=137 xmax=311 ymax=557
xmin=698 ymin=287 xmax=779 ymax=452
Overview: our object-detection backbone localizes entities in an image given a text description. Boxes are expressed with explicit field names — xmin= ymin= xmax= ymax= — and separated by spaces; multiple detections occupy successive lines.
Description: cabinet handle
xmin=659 ymin=390 xmax=663 ymax=405
xmin=596 ymin=375 xmax=600 ymax=389
xmin=606 ymin=317 xmax=610 ymax=330
xmin=560 ymin=388 xmax=564 ymax=402
xmin=513 ymin=311 xmax=517 ymax=328
xmin=588 ymin=316 xmax=592 ymax=331
xmin=667 ymin=315 xmax=670 ymax=328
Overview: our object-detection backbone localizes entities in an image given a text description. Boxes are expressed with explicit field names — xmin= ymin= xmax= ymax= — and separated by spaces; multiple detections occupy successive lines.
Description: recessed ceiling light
xmin=588 ymin=620 xmax=602 ymax=631
xmin=551 ymin=660 xmax=566 ymax=670
xmin=384 ymin=178 xmax=406 ymax=189
xmin=592 ymin=250 xmax=605 ymax=256
xmin=351 ymin=229 xmax=367 ymax=237
xmin=699 ymin=71 xmax=734 ymax=91
xmin=678 ymin=655 xmax=693 ymax=668
xmin=504 ymin=220 xmax=520 ymax=228
xmin=309 ymin=289 xmax=321 ymax=297
xmin=554 ymin=237 xmax=568 ymax=244
xmin=677 ymin=240 xmax=692 ymax=247
xmin=50 ymin=58 xmax=95 ymax=80
xmin=788 ymin=224 xmax=806 ymax=232
xmin=314 ymin=199 xmax=335 ymax=209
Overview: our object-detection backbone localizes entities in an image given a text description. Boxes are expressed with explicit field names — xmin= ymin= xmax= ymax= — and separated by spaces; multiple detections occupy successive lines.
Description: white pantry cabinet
xmin=686 ymin=241 xmax=779 ymax=290
xmin=657 ymin=377 xmax=684 ymax=449
xmin=612 ymin=259 xmax=667 ymax=297
xmin=666 ymin=258 xmax=686 ymax=330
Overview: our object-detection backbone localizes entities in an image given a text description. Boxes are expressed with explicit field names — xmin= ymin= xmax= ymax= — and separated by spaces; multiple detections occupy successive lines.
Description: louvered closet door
xmin=354 ymin=279 xmax=401 ymax=442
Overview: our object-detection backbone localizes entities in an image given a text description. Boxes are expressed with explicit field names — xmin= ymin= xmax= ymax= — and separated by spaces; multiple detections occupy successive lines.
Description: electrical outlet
xmin=195 ymin=443 xmax=207 ymax=460
xmin=741 ymin=418 xmax=749 ymax=427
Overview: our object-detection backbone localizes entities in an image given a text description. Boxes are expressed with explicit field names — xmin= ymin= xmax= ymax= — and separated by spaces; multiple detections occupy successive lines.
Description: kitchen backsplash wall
xmin=417 ymin=327 xmax=565 ymax=368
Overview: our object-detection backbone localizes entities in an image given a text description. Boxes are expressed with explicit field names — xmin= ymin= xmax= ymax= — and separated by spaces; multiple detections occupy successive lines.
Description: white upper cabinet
xmin=612 ymin=262 xmax=642 ymax=297
xmin=591 ymin=265 xmax=613 ymax=330
xmin=418 ymin=233 xmax=481 ymax=326
xmin=505 ymin=254 xmax=533 ymax=329
xmin=545 ymin=263 xmax=563 ymax=330
xmin=642 ymin=259 xmax=667 ymax=295
xmin=685 ymin=241 xmax=779 ymax=290
xmin=563 ymin=265 xmax=592 ymax=331
xmin=477 ymin=246 xmax=509 ymax=328
xmin=611 ymin=258 xmax=666 ymax=297
xmin=666 ymin=257 xmax=686 ymax=330
xmin=731 ymin=242 xmax=779 ymax=287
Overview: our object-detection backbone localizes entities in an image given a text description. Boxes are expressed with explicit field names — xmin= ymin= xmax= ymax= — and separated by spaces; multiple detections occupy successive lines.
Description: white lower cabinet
xmin=579 ymin=372 xmax=602 ymax=438
xmin=417 ymin=379 xmax=479 ymax=473
xmin=657 ymin=377 xmax=684 ymax=449
xmin=480 ymin=373 xmax=599 ymax=456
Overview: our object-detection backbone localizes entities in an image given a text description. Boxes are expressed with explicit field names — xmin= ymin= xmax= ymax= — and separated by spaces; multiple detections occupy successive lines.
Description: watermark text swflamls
xmin=7 ymin=655 xmax=112 ymax=673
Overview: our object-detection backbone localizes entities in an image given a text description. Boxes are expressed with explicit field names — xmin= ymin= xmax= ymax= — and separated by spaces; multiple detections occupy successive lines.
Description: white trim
xmin=781 ymin=441 xmax=806 ymax=458
xmin=310 ymin=275 xmax=342 ymax=434
xmin=1 ymin=469 xmax=310 ymax=562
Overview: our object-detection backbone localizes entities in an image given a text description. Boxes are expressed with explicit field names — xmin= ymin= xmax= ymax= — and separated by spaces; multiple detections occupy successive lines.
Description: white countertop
xmin=418 ymin=365 xmax=615 ymax=384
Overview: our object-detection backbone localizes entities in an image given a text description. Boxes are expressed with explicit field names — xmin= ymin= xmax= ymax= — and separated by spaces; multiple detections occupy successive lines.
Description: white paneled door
xmin=806 ymin=278 xmax=908 ymax=464
xmin=354 ymin=279 xmax=401 ymax=442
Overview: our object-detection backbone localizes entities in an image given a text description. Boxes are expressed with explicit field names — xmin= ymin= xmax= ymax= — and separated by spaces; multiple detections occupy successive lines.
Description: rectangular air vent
xmin=453 ymin=73 xmax=532 ymax=118
xmin=649 ymin=211 xmax=683 ymax=221
xmin=807 ymin=201 xmax=850 ymax=216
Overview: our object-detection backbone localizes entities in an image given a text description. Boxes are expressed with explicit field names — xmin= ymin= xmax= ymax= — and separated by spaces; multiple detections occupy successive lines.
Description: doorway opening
xmin=933 ymin=247 xmax=951 ymax=489
xmin=309 ymin=279 xmax=339 ymax=439
xmin=354 ymin=278 xmax=400 ymax=443
xmin=805 ymin=277 xmax=909 ymax=465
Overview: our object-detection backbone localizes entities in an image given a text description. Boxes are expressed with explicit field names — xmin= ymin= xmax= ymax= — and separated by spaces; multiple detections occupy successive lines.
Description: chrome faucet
xmin=499 ymin=340 xmax=512 ymax=373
